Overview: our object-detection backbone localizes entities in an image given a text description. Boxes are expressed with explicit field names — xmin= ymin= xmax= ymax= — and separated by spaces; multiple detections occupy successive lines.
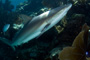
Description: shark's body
xmin=0 ymin=4 xmax=72 ymax=50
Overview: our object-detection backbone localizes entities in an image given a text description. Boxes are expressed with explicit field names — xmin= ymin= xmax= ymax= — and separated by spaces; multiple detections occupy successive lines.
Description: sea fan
xmin=58 ymin=23 xmax=90 ymax=60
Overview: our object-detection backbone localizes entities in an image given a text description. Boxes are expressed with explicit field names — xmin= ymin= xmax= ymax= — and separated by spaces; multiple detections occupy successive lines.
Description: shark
xmin=0 ymin=3 xmax=72 ymax=50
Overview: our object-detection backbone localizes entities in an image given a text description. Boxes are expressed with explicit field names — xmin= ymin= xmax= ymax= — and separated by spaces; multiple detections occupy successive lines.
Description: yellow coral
xmin=55 ymin=25 xmax=64 ymax=34
xmin=55 ymin=16 xmax=67 ymax=34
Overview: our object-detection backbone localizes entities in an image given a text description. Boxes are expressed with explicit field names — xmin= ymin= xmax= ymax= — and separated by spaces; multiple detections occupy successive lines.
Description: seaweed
xmin=58 ymin=23 xmax=90 ymax=60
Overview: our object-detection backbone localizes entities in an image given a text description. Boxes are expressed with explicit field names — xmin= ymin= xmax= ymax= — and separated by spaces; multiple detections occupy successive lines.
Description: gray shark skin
xmin=0 ymin=4 xmax=72 ymax=50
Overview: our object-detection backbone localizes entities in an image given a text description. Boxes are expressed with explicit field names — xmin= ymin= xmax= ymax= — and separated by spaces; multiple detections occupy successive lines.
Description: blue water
xmin=2 ymin=0 xmax=28 ymax=11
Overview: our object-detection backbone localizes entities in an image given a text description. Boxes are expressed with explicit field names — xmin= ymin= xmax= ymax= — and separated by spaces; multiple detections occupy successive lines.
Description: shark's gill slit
xmin=41 ymin=23 xmax=51 ymax=32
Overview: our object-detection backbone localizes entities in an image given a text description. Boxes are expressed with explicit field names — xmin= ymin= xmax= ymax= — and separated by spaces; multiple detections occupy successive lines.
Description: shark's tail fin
xmin=0 ymin=37 xmax=15 ymax=51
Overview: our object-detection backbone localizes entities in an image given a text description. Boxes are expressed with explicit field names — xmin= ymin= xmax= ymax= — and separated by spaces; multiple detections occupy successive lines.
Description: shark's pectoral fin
xmin=0 ymin=37 xmax=15 ymax=51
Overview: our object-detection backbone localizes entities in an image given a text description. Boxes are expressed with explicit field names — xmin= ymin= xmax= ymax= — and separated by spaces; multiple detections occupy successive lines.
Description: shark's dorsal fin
xmin=19 ymin=14 xmax=32 ymax=24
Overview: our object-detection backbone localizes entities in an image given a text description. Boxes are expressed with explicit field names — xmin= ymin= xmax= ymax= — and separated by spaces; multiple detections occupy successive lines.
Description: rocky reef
xmin=0 ymin=0 xmax=90 ymax=60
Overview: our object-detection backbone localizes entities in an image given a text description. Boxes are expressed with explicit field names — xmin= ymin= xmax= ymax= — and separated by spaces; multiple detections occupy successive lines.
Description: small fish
xmin=86 ymin=51 xmax=90 ymax=57
xmin=86 ymin=51 xmax=88 ymax=55
xmin=3 ymin=24 xmax=10 ymax=33
xmin=50 ymin=47 xmax=61 ymax=57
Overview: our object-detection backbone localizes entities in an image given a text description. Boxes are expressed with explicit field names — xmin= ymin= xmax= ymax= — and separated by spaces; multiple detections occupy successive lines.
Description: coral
xmin=55 ymin=16 xmax=67 ymax=34
xmin=58 ymin=23 xmax=89 ymax=60
xmin=16 ymin=0 xmax=43 ymax=15
xmin=60 ymin=16 xmax=67 ymax=27
xmin=71 ymin=14 xmax=85 ymax=20
xmin=72 ymin=0 xmax=87 ymax=5
xmin=87 ymin=58 xmax=90 ymax=60
xmin=55 ymin=25 xmax=64 ymax=34
xmin=0 ymin=0 xmax=89 ymax=60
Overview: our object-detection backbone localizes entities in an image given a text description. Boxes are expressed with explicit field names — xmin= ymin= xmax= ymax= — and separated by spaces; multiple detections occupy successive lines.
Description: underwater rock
xmin=42 ymin=0 xmax=61 ymax=8
xmin=0 ymin=0 xmax=89 ymax=60
xmin=46 ymin=47 xmax=61 ymax=60
xmin=13 ymin=14 xmax=33 ymax=30
xmin=50 ymin=48 xmax=61 ymax=57
xmin=58 ymin=23 xmax=89 ymax=60
xmin=16 ymin=0 xmax=44 ymax=15
xmin=87 ymin=58 xmax=90 ymax=60
xmin=71 ymin=14 xmax=85 ymax=20
xmin=42 ymin=0 xmax=69 ymax=8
